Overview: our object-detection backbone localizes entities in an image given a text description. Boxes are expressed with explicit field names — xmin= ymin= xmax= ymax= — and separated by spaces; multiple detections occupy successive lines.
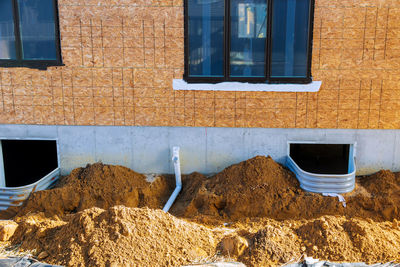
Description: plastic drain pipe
xmin=163 ymin=146 xmax=182 ymax=212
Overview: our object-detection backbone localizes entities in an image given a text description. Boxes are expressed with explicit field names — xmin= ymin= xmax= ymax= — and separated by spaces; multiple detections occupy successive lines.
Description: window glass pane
xmin=271 ymin=0 xmax=310 ymax=78
xmin=18 ymin=0 xmax=57 ymax=60
xmin=188 ymin=0 xmax=224 ymax=77
xmin=0 ymin=0 xmax=16 ymax=59
xmin=230 ymin=0 xmax=267 ymax=78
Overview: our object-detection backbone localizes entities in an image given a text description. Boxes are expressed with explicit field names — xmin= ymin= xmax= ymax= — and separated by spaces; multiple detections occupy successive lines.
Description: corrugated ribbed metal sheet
xmin=0 ymin=168 xmax=60 ymax=210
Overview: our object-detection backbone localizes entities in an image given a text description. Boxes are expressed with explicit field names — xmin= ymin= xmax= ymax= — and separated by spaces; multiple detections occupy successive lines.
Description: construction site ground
xmin=0 ymin=156 xmax=399 ymax=266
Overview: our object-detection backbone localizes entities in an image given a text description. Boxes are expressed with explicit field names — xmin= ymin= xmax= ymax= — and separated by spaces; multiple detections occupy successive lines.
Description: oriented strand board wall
xmin=0 ymin=0 xmax=400 ymax=129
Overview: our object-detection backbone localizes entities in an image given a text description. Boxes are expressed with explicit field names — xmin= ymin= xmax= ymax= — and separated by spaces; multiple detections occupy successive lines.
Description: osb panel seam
xmin=1 ymin=0 xmax=400 ymax=129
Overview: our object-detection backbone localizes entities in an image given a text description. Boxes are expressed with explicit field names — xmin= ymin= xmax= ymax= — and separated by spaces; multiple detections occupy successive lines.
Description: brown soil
xmin=172 ymin=156 xmax=400 ymax=222
xmin=0 ymin=163 xmax=173 ymax=219
xmin=12 ymin=206 xmax=226 ymax=266
xmin=235 ymin=215 xmax=400 ymax=266
xmin=2 ymin=156 xmax=400 ymax=266
xmin=9 ymin=210 xmax=400 ymax=266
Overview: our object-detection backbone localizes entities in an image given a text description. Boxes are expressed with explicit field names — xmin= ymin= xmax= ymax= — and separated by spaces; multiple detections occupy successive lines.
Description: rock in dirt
xmin=219 ymin=235 xmax=249 ymax=257
xmin=0 ymin=220 xmax=18 ymax=241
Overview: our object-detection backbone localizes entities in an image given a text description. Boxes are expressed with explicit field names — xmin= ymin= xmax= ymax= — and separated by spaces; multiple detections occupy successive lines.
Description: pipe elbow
xmin=163 ymin=146 xmax=182 ymax=212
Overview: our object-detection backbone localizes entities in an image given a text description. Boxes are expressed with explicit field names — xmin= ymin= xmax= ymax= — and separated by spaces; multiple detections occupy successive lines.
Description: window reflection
xmin=238 ymin=3 xmax=266 ymax=39
xmin=271 ymin=0 xmax=310 ymax=78
xmin=0 ymin=0 xmax=16 ymax=59
xmin=18 ymin=0 xmax=57 ymax=60
xmin=231 ymin=0 xmax=267 ymax=77
xmin=188 ymin=0 xmax=224 ymax=77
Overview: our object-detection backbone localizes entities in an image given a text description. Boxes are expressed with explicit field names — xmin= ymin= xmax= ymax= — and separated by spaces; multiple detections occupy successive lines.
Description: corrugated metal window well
xmin=0 ymin=139 xmax=61 ymax=210
xmin=286 ymin=143 xmax=356 ymax=194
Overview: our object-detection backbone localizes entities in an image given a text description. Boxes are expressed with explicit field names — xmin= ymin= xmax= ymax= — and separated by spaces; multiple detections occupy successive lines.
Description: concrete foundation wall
xmin=0 ymin=124 xmax=399 ymax=176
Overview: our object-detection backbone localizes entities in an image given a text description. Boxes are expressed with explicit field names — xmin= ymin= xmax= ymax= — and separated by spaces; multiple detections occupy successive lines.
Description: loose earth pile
xmin=1 ymin=156 xmax=400 ymax=266
xmin=12 ymin=206 xmax=225 ymax=266
xmin=172 ymin=156 xmax=400 ymax=221
xmin=1 ymin=163 xmax=172 ymax=219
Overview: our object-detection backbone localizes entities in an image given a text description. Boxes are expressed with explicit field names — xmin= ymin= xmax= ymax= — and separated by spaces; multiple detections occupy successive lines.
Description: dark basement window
xmin=1 ymin=140 xmax=58 ymax=187
xmin=289 ymin=143 xmax=351 ymax=175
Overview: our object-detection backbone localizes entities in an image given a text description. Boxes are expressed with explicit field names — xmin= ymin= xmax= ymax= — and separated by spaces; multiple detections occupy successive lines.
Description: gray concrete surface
xmin=0 ymin=124 xmax=399 ymax=176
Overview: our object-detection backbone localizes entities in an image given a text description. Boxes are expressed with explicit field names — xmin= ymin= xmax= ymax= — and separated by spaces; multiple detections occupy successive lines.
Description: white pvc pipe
xmin=163 ymin=146 xmax=182 ymax=212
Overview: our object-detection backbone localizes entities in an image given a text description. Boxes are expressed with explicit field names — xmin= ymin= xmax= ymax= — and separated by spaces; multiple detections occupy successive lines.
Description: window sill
xmin=173 ymin=79 xmax=322 ymax=92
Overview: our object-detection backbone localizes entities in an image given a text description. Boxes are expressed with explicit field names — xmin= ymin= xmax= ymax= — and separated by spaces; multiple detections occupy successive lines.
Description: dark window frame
xmin=183 ymin=0 xmax=315 ymax=84
xmin=0 ymin=0 xmax=63 ymax=70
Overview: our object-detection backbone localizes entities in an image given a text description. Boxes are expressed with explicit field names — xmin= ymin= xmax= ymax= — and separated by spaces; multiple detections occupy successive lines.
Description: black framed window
xmin=184 ymin=0 xmax=315 ymax=84
xmin=0 ymin=0 xmax=62 ymax=69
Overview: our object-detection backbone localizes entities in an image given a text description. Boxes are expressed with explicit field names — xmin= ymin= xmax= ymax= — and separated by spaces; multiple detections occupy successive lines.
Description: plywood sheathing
xmin=1 ymin=0 xmax=400 ymax=129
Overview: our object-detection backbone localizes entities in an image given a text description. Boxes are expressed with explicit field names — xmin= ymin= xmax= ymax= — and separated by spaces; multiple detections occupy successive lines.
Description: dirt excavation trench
xmin=1 ymin=156 xmax=400 ymax=266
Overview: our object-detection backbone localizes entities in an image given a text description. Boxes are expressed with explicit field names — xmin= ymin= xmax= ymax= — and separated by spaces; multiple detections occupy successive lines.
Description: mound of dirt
xmin=12 ymin=206 xmax=225 ymax=267
xmin=10 ymin=208 xmax=400 ymax=266
xmin=360 ymin=170 xmax=400 ymax=195
xmin=236 ymin=215 xmax=400 ymax=266
xmin=239 ymin=223 xmax=301 ymax=265
xmin=172 ymin=156 xmax=400 ymax=221
xmin=2 ymin=157 xmax=400 ymax=266
xmin=5 ymin=156 xmax=400 ymax=222
xmin=352 ymin=170 xmax=400 ymax=220
xmin=171 ymin=156 xmax=343 ymax=220
xmin=1 ymin=163 xmax=173 ymax=219
xmin=296 ymin=216 xmax=400 ymax=264
xmin=172 ymin=156 xmax=303 ymax=220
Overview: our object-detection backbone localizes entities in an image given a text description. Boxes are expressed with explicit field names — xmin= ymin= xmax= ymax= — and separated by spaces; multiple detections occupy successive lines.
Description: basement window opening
xmin=0 ymin=140 xmax=58 ymax=187
xmin=289 ymin=143 xmax=351 ymax=175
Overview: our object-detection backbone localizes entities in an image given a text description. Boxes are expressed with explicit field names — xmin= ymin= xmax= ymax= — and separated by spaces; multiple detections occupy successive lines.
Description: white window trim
xmin=173 ymin=79 xmax=321 ymax=92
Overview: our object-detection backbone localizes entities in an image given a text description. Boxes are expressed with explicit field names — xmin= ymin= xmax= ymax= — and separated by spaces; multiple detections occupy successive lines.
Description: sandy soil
xmin=0 ymin=157 xmax=399 ymax=266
